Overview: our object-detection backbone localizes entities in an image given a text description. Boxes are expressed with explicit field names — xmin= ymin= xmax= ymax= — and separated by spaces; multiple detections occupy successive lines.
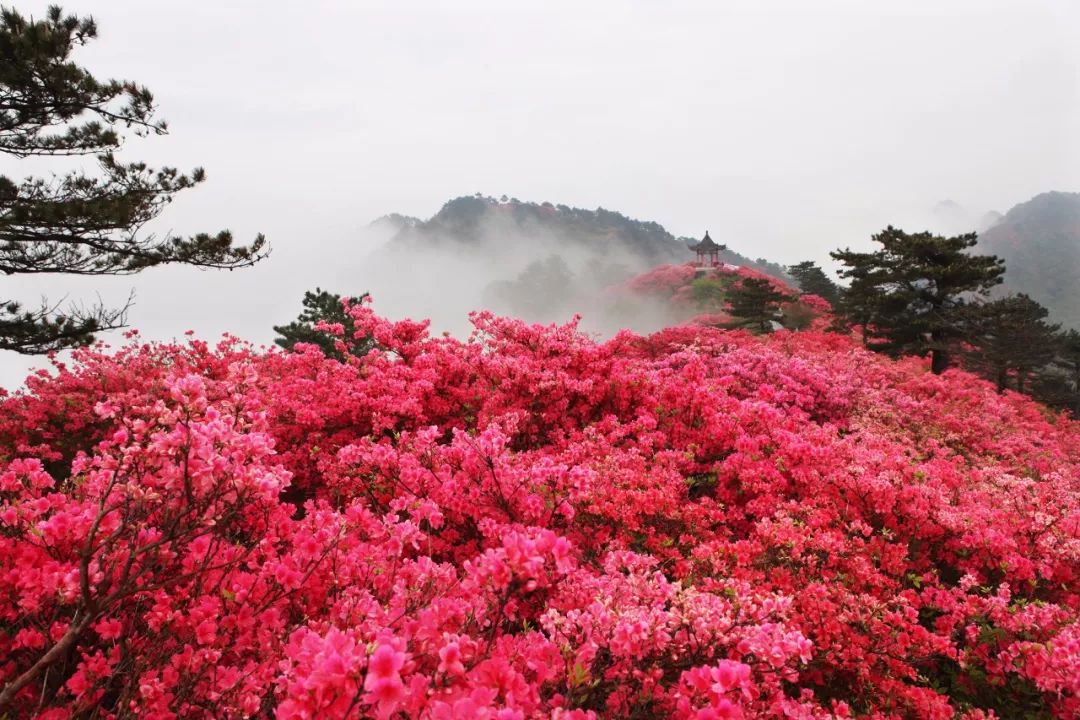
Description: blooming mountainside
xmin=614 ymin=263 xmax=832 ymax=331
xmin=0 ymin=301 xmax=1078 ymax=718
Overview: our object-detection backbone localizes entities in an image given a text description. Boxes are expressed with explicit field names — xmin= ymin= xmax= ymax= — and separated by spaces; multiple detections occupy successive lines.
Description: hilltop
xmin=976 ymin=191 xmax=1080 ymax=328
xmin=373 ymin=195 xmax=790 ymax=280
xmin=356 ymin=196 xmax=791 ymax=335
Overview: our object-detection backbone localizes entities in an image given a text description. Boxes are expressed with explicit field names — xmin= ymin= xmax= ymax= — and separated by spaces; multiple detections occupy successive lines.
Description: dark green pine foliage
xmin=724 ymin=277 xmax=787 ymax=334
xmin=0 ymin=5 xmax=265 ymax=353
xmin=831 ymin=227 xmax=1005 ymax=374
xmin=962 ymin=294 xmax=1060 ymax=393
xmin=273 ymin=289 xmax=374 ymax=361
xmin=786 ymin=260 xmax=841 ymax=305
xmin=1033 ymin=329 xmax=1080 ymax=415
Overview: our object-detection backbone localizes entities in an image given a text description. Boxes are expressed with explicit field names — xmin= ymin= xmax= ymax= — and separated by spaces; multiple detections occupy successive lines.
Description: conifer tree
xmin=273 ymin=288 xmax=373 ymax=361
xmin=0 ymin=5 xmax=265 ymax=353
xmin=724 ymin=277 xmax=786 ymax=334
xmin=1033 ymin=329 xmax=1080 ymax=414
xmin=831 ymin=226 xmax=1004 ymax=373
xmin=963 ymin=294 xmax=1060 ymax=393
xmin=787 ymin=261 xmax=841 ymax=305
xmin=1054 ymin=329 xmax=1080 ymax=393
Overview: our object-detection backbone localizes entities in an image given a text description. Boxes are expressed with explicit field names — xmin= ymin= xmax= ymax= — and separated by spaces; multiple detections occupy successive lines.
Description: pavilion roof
xmin=693 ymin=231 xmax=725 ymax=252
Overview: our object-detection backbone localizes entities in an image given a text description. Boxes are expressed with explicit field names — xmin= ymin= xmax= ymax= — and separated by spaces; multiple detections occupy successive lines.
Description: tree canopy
xmin=724 ymin=276 xmax=787 ymax=334
xmin=962 ymin=294 xmax=1060 ymax=393
xmin=832 ymin=226 xmax=1004 ymax=373
xmin=1031 ymin=329 xmax=1080 ymax=414
xmin=273 ymin=288 xmax=373 ymax=361
xmin=786 ymin=260 xmax=841 ymax=305
xmin=0 ymin=5 xmax=265 ymax=353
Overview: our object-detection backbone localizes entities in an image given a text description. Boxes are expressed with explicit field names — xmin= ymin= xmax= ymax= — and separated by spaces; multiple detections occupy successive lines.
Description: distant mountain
xmin=930 ymin=199 xmax=970 ymax=234
xmin=977 ymin=191 xmax=1080 ymax=328
xmin=928 ymin=199 xmax=1003 ymax=235
xmin=976 ymin=211 xmax=1003 ymax=232
xmin=369 ymin=213 xmax=421 ymax=234
xmin=377 ymin=195 xmax=789 ymax=280
xmin=353 ymin=195 xmax=793 ymax=337
xmin=383 ymin=195 xmax=686 ymax=262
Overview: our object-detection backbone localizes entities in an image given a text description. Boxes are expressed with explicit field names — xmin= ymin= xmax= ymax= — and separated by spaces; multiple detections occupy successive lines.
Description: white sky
xmin=3 ymin=0 xmax=1079 ymax=386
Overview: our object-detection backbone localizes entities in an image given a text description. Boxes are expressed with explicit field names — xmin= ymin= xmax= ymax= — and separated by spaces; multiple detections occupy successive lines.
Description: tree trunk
xmin=0 ymin=614 xmax=94 ymax=711
xmin=930 ymin=347 xmax=949 ymax=375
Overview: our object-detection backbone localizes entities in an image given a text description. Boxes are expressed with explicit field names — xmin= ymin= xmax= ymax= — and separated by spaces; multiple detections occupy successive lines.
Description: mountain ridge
xmin=371 ymin=194 xmax=790 ymax=281
xmin=977 ymin=190 xmax=1080 ymax=329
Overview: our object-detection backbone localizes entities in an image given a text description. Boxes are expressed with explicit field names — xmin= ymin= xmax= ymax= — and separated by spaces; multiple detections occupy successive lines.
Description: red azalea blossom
xmin=0 ymin=298 xmax=1076 ymax=718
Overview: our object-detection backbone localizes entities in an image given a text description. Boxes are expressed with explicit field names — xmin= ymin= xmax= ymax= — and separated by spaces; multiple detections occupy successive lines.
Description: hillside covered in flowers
xmin=1 ymin=300 xmax=1078 ymax=719
xmin=610 ymin=263 xmax=832 ymax=333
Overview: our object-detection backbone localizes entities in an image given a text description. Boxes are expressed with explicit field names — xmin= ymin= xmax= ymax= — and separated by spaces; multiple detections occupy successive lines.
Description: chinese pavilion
xmin=693 ymin=231 xmax=725 ymax=267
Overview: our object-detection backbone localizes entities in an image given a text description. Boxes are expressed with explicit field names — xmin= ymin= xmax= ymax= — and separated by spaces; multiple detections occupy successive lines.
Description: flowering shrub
xmin=617 ymin=264 xmax=830 ymax=331
xmin=0 ymin=300 xmax=1078 ymax=718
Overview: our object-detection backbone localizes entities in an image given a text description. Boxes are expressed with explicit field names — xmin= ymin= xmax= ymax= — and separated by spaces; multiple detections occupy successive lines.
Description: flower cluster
xmin=0 ymin=298 xmax=1077 ymax=718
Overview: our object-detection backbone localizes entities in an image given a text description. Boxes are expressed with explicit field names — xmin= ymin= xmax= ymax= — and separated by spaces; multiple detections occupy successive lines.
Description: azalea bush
xmin=617 ymin=263 xmax=830 ymax=331
xmin=0 ymin=299 xmax=1078 ymax=718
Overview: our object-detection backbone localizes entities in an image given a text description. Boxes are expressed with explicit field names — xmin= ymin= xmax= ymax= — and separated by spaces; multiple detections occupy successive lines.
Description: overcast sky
xmin=3 ymin=0 xmax=1079 ymax=387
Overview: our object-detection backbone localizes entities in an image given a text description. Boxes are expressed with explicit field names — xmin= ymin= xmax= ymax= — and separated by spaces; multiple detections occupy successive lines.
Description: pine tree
xmin=0 ymin=6 xmax=265 ymax=353
xmin=962 ymin=294 xmax=1060 ymax=393
xmin=831 ymin=227 xmax=1005 ymax=374
xmin=1033 ymin=329 xmax=1080 ymax=414
xmin=786 ymin=261 xmax=841 ymax=305
xmin=273 ymin=289 xmax=373 ymax=361
xmin=724 ymin=277 xmax=787 ymax=334
xmin=1054 ymin=329 xmax=1080 ymax=394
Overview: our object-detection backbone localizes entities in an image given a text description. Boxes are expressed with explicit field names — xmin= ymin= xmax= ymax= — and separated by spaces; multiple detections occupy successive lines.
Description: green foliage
xmin=0 ymin=5 xmax=265 ymax=353
xmin=832 ymin=226 xmax=1005 ymax=374
xmin=787 ymin=260 xmax=841 ymax=305
xmin=1032 ymin=329 xmax=1080 ymax=414
xmin=684 ymin=471 xmax=718 ymax=500
xmin=689 ymin=276 xmax=730 ymax=313
xmin=724 ymin=277 xmax=787 ymax=334
xmin=780 ymin=301 xmax=818 ymax=331
xmin=962 ymin=294 xmax=1060 ymax=393
xmin=0 ymin=5 xmax=159 ymax=157
xmin=0 ymin=295 xmax=123 ymax=354
xmin=273 ymin=289 xmax=374 ymax=361
xmin=919 ymin=654 xmax=1052 ymax=719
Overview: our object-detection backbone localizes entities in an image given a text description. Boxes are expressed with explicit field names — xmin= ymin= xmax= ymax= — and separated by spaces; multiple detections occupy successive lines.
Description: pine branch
xmin=0 ymin=291 xmax=130 ymax=354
